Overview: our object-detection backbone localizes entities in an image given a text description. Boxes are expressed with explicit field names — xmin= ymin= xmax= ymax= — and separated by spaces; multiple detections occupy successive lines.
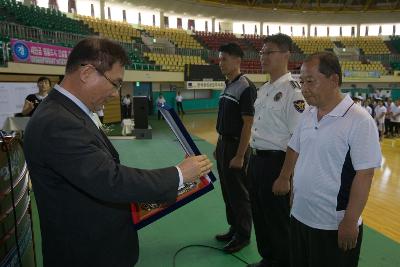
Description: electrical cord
xmin=0 ymin=131 xmax=23 ymax=267
xmin=172 ymin=244 xmax=249 ymax=267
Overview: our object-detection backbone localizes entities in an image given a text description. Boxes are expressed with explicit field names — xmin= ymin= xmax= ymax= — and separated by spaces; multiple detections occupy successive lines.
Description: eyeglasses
xmin=259 ymin=50 xmax=287 ymax=56
xmin=80 ymin=64 xmax=123 ymax=91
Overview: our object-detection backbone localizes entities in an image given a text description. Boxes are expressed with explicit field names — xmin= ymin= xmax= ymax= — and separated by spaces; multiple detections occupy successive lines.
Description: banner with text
xmin=186 ymin=81 xmax=226 ymax=90
xmin=11 ymin=39 xmax=71 ymax=66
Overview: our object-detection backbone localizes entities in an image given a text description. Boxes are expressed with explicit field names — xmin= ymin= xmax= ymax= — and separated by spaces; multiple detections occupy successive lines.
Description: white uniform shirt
xmin=289 ymin=95 xmax=382 ymax=230
xmin=251 ymin=72 xmax=306 ymax=151
xmin=374 ymin=105 xmax=387 ymax=124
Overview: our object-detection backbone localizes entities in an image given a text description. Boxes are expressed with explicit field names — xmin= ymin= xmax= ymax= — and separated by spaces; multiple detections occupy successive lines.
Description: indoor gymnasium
xmin=0 ymin=0 xmax=399 ymax=266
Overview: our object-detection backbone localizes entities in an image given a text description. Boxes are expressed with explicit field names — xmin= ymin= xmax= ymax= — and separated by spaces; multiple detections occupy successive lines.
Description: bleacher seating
xmin=143 ymin=26 xmax=203 ymax=49
xmin=143 ymin=52 xmax=207 ymax=72
xmin=243 ymin=34 xmax=264 ymax=51
xmin=293 ymin=37 xmax=335 ymax=54
xmin=0 ymin=4 xmax=398 ymax=76
xmin=340 ymin=60 xmax=387 ymax=75
xmin=389 ymin=36 xmax=400 ymax=54
xmin=195 ymin=32 xmax=253 ymax=51
xmin=78 ymin=15 xmax=141 ymax=43
xmin=127 ymin=49 xmax=160 ymax=71
xmin=241 ymin=59 xmax=261 ymax=73
xmin=390 ymin=62 xmax=400 ymax=71
xmin=0 ymin=0 xmax=93 ymax=35
xmin=339 ymin=37 xmax=390 ymax=55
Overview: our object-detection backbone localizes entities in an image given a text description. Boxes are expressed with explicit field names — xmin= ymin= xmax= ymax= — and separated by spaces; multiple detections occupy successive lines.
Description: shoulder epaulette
xmin=289 ymin=80 xmax=301 ymax=89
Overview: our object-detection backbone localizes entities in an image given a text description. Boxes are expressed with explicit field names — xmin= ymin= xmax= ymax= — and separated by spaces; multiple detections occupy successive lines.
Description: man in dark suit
xmin=23 ymin=37 xmax=212 ymax=267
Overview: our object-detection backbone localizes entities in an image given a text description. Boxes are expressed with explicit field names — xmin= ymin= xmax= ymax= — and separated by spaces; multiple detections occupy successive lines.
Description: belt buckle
xmin=251 ymin=148 xmax=257 ymax=156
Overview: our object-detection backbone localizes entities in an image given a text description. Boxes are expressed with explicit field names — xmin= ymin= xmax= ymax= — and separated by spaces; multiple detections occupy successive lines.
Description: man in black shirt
xmin=215 ymin=43 xmax=257 ymax=253
xmin=21 ymin=76 xmax=51 ymax=116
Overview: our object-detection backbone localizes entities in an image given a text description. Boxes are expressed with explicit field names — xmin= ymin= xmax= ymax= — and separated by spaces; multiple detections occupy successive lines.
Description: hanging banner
xmin=10 ymin=39 xmax=72 ymax=66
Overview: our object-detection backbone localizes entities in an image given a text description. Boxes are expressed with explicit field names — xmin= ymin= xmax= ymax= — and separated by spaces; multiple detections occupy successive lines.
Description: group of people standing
xmin=357 ymin=96 xmax=400 ymax=141
xmin=214 ymin=34 xmax=381 ymax=267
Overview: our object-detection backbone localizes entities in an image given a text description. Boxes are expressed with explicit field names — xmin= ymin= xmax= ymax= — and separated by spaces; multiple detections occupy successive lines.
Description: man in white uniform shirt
xmin=374 ymin=98 xmax=387 ymax=141
xmin=247 ymin=34 xmax=306 ymax=267
xmin=274 ymin=52 xmax=381 ymax=267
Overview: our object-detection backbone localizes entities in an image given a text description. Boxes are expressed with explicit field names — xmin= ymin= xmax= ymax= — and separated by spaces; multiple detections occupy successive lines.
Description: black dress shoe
xmin=215 ymin=229 xmax=235 ymax=242
xmin=223 ymin=237 xmax=250 ymax=253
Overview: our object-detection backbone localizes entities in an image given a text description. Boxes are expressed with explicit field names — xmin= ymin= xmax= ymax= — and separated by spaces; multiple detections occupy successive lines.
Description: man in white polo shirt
xmin=273 ymin=52 xmax=381 ymax=267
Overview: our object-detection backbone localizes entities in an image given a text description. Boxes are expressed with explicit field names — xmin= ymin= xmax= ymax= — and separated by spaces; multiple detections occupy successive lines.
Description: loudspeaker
xmin=133 ymin=96 xmax=148 ymax=129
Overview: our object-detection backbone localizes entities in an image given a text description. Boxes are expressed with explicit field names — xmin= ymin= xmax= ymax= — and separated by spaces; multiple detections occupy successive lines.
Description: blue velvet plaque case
xmin=131 ymin=104 xmax=216 ymax=229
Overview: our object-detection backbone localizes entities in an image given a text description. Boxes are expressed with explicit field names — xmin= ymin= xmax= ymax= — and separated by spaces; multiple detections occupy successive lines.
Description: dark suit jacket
xmin=24 ymin=89 xmax=179 ymax=267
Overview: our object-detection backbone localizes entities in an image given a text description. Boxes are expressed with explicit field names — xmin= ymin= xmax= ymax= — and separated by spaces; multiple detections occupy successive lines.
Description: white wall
xmin=233 ymin=21 xmax=259 ymax=35
xmin=76 ymin=0 xmax=101 ymax=18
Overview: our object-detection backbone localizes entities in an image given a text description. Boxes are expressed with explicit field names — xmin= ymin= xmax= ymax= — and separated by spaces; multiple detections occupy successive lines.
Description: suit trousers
xmin=248 ymin=151 xmax=290 ymax=267
xmin=216 ymin=137 xmax=252 ymax=240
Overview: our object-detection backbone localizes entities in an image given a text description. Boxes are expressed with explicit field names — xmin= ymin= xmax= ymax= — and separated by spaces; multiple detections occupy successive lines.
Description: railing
xmin=361 ymin=54 xmax=400 ymax=65
xmin=0 ymin=41 xmax=8 ymax=66
xmin=1 ymin=21 xmax=400 ymax=73
xmin=0 ymin=21 xmax=89 ymax=46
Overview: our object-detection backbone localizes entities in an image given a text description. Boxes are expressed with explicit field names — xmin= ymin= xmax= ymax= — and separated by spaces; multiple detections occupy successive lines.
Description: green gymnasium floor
xmin=31 ymin=114 xmax=400 ymax=267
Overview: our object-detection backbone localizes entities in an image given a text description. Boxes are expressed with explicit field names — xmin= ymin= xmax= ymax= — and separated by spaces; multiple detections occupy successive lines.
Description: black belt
xmin=251 ymin=148 xmax=285 ymax=157
xmin=218 ymin=135 xmax=240 ymax=142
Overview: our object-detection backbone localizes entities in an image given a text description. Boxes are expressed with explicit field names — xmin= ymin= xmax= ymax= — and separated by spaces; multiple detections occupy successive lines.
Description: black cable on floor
xmin=1 ymin=131 xmax=23 ymax=267
xmin=173 ymin=244 xmax=249 ymax=267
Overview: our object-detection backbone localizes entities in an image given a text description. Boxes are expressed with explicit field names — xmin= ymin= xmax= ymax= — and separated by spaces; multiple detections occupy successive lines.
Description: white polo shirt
xmin=391 ymin=104 xmax=400 ymax=123
xmin=289 ymin=95 xmax=382 ymax=230
xmin=374 ymin=105 xmax=387 ymax=124
xmin=251 ymin=72 xmax=306 ymax=151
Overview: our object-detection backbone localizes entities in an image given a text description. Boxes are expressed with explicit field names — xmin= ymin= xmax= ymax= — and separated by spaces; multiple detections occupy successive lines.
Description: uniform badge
xmin=274 ymin=92 xmax=283 ymax=101
xmin=293 ymin=100 xmax=305 ymax=113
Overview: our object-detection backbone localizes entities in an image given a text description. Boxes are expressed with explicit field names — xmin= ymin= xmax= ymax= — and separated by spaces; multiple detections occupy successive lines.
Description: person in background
xmin=374 ymin=98 xmax=387 ymax=141
xmin=353 ymin=96 xmax=363 ymax=106
xmin=390 ymin=99 xmax=400 ymax=137
xmin=122 ymin=94 xmax=131 ymax=119
xmin=21 ymin=76 xmax=51 ymax=116
xmin=384 ymin=97 xmax=394 ymax=138
xmin=362 ymin=99 xmax=373 ymax=117
xmin=176 ymin=91 xmax=185 ymax=116
xmin=157 ymin=93 xmax=166 ymax=120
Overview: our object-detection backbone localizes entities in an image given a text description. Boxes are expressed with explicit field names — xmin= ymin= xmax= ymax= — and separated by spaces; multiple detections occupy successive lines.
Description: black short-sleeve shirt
xmin=216 ymin=74 xmax=257 ymax=138
xmin=25 ymin=94 xmax=44 ymax=116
